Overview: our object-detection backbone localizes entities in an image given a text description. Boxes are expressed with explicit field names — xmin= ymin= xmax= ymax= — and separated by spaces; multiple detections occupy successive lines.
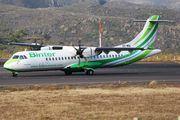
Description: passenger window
xmin=97 ymin=56 xmax=99 ymax=59
xmin=55 ymin=57 xmax=57 ymax=60
xmin=65 ymin=57 xmax=67 ymax=60
xmin=109 ymin=55 xmax=111 ymax=58
xmin=12 ymin=55 xmax=19 ymax=59
xmin=19 ymin=55 xmax=24 ymax=59
xmin=52 ymin=58 xmax=54 ymax=61
xmin=118 ymin=55 xmax=120 ymax=57
xmin=115 ymin=55 xmax=117 ymax=57
xmin=49 ymin=58 xmax=51 ymax=61
xmin=58 ymin=57 xmax=60 ymax=60
xmin=103 ymin=55 xmax=105 ymax=58
xmin=121 ymin=54 xmax=123 ymax=57
xmin=46 ymin=58 xmax=48 ymax=61
xmin=71 ymin=57 xmax=73 ymax=60
xmin=68 ymin=57 xmax=70 ymax=60
xmin=100 ymin=55 xmax=102 ymax=58
xmin=112 ymin=55 xmax=114 ymax=58
xmin=62 ymin=57 xmax=64 ymax=60
xmin=74 ymin=56 xmax=76 ymax=59
xmin=106 ymin=55 xmax=108 ymax=58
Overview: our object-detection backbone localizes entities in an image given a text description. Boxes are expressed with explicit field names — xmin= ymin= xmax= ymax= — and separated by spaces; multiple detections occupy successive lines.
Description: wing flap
xmin=95 ymin=47 xmax=148 ymax=54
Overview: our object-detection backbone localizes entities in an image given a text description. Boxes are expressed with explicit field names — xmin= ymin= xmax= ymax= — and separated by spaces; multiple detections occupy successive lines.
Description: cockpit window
xmin=12 ymin=55 xmax=28 ymax=59
xmin=12 ymin=55 xmax=19 ymax=59
xmin=23 ymin=55 xmax=27 ymax=59
xmin=19 ymin=55 xmax=24 ymax=59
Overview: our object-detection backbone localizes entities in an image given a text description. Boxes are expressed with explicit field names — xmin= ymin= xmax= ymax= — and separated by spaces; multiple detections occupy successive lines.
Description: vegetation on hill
xmin=0 ymin=0 xmax=107 ymax=8
xmin=124 ymin=0 xmax=180 ymax=9
xmin=0 ymin=1 xmax=180 ymax=56
xmin=0 ymin=0 xmax=81 ymax=8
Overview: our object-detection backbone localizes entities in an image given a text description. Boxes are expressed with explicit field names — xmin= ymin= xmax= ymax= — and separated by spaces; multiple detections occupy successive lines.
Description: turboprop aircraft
xmin=4 ymin=15 xmax=173 ymax=77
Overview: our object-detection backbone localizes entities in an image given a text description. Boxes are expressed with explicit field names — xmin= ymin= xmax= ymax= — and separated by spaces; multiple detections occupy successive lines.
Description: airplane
xmin=3 ymin=15 xmax=173 ymax=77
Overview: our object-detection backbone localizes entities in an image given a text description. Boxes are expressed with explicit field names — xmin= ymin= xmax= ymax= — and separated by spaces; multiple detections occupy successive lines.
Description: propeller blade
xmin=78 ymin=56 xmax=80 ymax=68
xmin=84 ymin=56 xmax=88 ymax=63
xmin=72 ymin=45 xmax=78 ymax=51
xmin=34 ymin=37 xmax=39 ymax=50
xmin=79 ymin=38 xmax=81 ymax=47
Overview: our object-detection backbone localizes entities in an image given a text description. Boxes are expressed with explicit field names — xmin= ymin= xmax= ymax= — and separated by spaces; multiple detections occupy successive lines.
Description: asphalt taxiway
xmin=0 ymin=59 xmax=180 ymax=86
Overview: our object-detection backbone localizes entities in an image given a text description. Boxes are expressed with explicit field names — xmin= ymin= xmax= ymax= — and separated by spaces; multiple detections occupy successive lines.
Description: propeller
xmin=31 ymin=37 xmax=45 ymax=50
xmin=72 ymin=38 xmax=88 ymax=67
xmin=40 ymin=40 xmax=45 ymax=48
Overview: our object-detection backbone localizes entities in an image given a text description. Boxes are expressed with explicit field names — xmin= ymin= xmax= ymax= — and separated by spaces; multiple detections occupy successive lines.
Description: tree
xmin=98 ymin=0 xmax=106 ymax=5
xmin=0 ymin=37 xmax=3 ymax=44
xmin=18 ymin=28 xmax=26 ymax=35
xmin=8 ymin=36 xmax=20 ymax=42
xmin=20 ymin=33 xmax=24 ymax=37
xmin=43 ymin=33 xmax=51 ymax=41
xmin=14 ymin=33 xmax=19 ymax=38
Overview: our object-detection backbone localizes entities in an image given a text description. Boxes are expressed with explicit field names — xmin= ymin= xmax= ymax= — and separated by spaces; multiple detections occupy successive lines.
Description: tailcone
xmin=143 ymin=49 xmax=161 ymax=59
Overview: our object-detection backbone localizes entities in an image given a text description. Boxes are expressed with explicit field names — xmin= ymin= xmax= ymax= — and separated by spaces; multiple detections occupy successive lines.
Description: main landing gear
xmin=64 ymin=69 xmax=94 ymax=75
xmin=12 ymin=72 xmax=19 ymax=77
xmin=85 ymin=70 xmax=94 ymax=75
xmin=64 ymin=71 xmax=72 ymax=75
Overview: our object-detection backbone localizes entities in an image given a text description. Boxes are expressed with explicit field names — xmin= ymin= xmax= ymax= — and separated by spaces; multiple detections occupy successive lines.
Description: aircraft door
xmin=125 ymin=53 xmax=129 ymax=65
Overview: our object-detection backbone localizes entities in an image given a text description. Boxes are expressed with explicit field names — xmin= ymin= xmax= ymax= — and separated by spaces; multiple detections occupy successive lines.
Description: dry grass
xmin=141 ymin=54 xmax=180 ymax=62
xmin=1 ymin=85 xmax=180 ymax=120
xmin=149 ymin=80 xmax=157 ymax=86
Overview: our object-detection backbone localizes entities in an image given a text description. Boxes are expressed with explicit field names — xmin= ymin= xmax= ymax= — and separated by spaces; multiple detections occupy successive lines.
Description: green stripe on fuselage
xmin=113 ymin=50 xmax=152 ymax=67
xmin=4 ymin=59 xmax=22 ymax=66
xmin=4 ymin=67 xmax=16 ymax=72
xmin=137 ymin=22 xmax=159 ymax=48
xmin=134 ymin=16 xmax=158 ymax=45
xmin=65 ymin=50 xmax=139 ymax=72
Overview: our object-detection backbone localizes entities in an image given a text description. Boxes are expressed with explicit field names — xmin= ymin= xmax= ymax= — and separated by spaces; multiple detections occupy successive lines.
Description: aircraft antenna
xmin=99 ymin=18 xmax=102 ymax=47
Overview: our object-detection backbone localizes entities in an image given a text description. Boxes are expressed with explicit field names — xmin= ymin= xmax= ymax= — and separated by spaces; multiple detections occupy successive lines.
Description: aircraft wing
xmin=95 ymin=47 xmax=149 ymax=54
xmin=8 ymin=42 xmax=63 ymax=50
xmin=8 ymin=42 xmax=47 ymax=47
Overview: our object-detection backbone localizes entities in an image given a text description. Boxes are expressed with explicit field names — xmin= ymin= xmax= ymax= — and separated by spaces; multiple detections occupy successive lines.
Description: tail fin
xmin=126 ymin=15 xmax=160 ymax=48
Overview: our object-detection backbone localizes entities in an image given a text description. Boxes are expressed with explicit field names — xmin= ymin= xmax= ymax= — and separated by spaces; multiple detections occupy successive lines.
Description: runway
xmin=0 ymin=59 xmax=180 ymax=86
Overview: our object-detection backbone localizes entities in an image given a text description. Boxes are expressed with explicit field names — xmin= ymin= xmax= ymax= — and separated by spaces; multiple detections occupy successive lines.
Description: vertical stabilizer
xmin=120 ymin=15 xmax=160 ymax=48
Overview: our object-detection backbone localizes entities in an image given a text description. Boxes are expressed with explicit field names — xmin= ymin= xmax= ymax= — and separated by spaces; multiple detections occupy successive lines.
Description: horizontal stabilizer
xmin=133 ymin=20 xmax=174 ymax=23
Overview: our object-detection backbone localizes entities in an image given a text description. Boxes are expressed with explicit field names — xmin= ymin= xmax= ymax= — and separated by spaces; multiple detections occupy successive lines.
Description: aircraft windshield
xmin=12 ymin=55 xmax=19 ymax=59
xmin=12 ymin=55 xmax=28 ymax=59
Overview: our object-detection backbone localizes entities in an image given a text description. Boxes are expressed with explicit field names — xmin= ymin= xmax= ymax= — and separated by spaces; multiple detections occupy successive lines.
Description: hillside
xmin=123 ymin=0 xmax=180 ymax=9
xmin=0 ymin=0 xmax=94 ymax=8
xmin=0 ymin=0 xmax=79 ymax=8
xmin=0 ymin=2 xmax=180 ymax=54
xmin=104 ymin=1 xmax=167 ymax=9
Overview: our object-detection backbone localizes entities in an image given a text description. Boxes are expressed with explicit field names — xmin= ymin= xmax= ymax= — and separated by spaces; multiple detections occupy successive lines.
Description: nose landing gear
xmin=12 ymin=71 xmax=19 ymax=77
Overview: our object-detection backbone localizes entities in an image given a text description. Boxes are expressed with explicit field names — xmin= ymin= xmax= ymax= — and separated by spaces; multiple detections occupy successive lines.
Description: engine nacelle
xmin=83 ymin=47 xmax=101 ymax=58
xmin=41 ymin=46 xmax=53 ymax=51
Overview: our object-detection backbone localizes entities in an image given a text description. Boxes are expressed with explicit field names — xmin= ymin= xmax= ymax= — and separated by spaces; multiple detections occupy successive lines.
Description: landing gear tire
xmin=12 ymin=72 xmax=18 ymax=77
xmin=86 ymin=70 xmax=94 ymax=75
xmin=64 ymin=71 xmax=72 ymax=75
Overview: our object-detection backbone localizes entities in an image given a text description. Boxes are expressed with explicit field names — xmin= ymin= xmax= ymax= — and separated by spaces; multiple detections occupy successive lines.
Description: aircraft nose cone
xmin=3 ymin=59 xmax=17 ymax=71
xmin=4 ymin=62 xmax=11 ymax=71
